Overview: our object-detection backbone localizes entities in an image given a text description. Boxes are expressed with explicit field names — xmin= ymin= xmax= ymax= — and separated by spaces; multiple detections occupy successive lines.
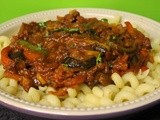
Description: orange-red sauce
xmin=1 ymin=10 xmax=153 ymax=95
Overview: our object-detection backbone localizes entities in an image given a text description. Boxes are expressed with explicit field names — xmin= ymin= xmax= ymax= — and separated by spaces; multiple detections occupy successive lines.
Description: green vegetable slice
xmin=96 ymin=53 xmax=102 ymax=64
xmin=101 ymin=18 xmax=108 ymax=23
xmin=52 ymin=27 xmax=80 ymax=33
xmin=18 ymin=40 xmax=47 ymax=54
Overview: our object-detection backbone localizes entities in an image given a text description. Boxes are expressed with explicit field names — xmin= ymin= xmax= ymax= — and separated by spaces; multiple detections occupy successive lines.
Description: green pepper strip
xmin=101 ymin=18 xmax=108 ymax=23
xmin=52 ymin=28 xmax=79 ymax=33
xmin=18 ymin=40 xmax=48 ymax=54
xmin=68 ymin=28 xmax=79 ymax=33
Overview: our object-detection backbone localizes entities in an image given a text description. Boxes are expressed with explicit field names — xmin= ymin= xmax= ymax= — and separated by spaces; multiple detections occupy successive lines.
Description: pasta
xmin=0 ymin=36 xmax=11 ymax=48
xmin=67 ymin=88 xmax=77 ymax=97
xmin=6 ymin=86 xmax=18 ymax=95
xmin=136 ymin=69 xmax=150 ymax=80
xmin=121 ymin=86 xmax=135 ymax=94
xmin=92 ymin=86 xmax=103 ymax=98
xmin=154 ymin=53 xmax=160 ymax=63
xmin=0 ymin=10 xmax=160 ymax=108
xmin=84 ymin=93 xmax=100 ymax=107
xmin=79 ymin=84 xmax=92 ymax=95
xmin=20 ymin=90 xmax=32 ymax=102
xmin=100 ymin=97 xmax=114 ymax=106
xmin=135 ymin=83 xmax=155 ymax=96
xmin=143 ymin=76 xmax=160 ymax=89
xmin=114 ymin=91 xmax=137 ymax=103
xmin=62 ymin=97 xmax=81 ymax=107
xmin=111 ymin=73 xmax=124 ymax=88
xmin=0 ymin=65 xmax=4 ymax=79
xmin=28 ymin=87 xmax=41 ymax=103
xmin=43 ymin=94 xmax=61 ymax=107
xmin=102 ymin=85 xmax=119 ymax=99
xmin=122 ymin=72 xmax=139 ymax=89
xmin=0 ymin=78 xmax=9 ymax=90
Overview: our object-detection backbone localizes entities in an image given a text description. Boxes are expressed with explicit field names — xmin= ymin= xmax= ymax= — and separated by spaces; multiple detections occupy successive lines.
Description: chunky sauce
xmin=1 ymin=10 xmax=153 ymax=96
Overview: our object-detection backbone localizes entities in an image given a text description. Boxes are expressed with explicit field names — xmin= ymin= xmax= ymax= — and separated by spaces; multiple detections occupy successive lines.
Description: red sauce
xmin=1 ymin=10 xmax=153 ymax=95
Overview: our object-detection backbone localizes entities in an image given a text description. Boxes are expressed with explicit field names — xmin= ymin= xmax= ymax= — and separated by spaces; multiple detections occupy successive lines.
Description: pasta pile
xmin=0 ymin=27 xmax=160 ymax=108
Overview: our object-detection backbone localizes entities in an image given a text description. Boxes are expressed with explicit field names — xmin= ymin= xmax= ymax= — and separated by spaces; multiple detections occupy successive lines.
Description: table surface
xmin=0 ymin=0 xmax=160 ymax=120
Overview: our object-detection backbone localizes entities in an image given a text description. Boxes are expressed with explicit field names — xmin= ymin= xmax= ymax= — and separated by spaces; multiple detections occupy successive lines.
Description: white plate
xmin=0 ymin=8 xmax=160 ymax=120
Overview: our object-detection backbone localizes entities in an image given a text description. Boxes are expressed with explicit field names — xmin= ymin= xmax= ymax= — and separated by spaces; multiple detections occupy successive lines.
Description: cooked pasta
xmin=136 ymin=69 xmax=150 ymax=80
xmin=121 ymin=86 xmax=135 ymax=94
xmin=28 ymin=87 xmax=41 ymax=103
xmin=67 ymin=88 xmax=77 ymax=97
xmin=143 ymin=76 xmax=160 ymax=89
xmin=0 ymin=65 xmax=4 ymax=78
xmin=114 ymin=91 xmax=137 ymax=103
xmin=92 ymin=86 xmax=103 ymax=97
xmin=79 ymin=84 xmax=92 ymax=95
xmin=100 ymin=97 xmax=114 ymax=106
xmin=43 ymin=94 xmax=61 ymax=107
xmin=0 ymin=78 xmax=9 ymax=90
xmin=62 ymin=97 xmax=81 ymax=107
xmin=84 ymin=93 xmax=100 ymax=107
xmin=135 ymin=83 xmax=155 ymax=96
xmin=122 ymin=72 xmax=139 ymax=89
xmin=111 ymin=73 xmax=124 ymax=88
xmin=0 ymin=36 xmax=11 ymax=50
xmin=102 ymin=85 xmax=119 ymax=99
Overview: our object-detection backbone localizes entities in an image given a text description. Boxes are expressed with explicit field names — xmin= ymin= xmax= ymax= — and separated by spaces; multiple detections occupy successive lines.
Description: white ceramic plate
xmin=0 ymin=8 xmax=160 ymax=120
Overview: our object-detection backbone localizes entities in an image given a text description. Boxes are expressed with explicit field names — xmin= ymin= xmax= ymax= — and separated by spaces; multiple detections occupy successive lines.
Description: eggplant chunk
xmin=63 ymin=57 xmax=96 ymax=69
xmin=92 ymin=44 xmax=107 ymax=53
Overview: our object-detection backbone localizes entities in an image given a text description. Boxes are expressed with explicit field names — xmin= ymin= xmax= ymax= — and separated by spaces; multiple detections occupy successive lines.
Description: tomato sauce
xmin=1 ymin=10 xmax=153 ymax=95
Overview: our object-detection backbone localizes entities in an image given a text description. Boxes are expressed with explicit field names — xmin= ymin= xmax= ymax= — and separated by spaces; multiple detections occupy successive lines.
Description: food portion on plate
xmin=0 ymin=10 xmax=160 ymax=108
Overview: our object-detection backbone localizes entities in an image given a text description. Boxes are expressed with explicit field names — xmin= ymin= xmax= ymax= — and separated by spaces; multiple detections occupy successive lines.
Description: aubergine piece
xmin=92 ymin=43 xmax=108 ymax=53
xmin=63 ymin=57 xmax=96 ymax=69
xmin=9 ymin=50 xmax=25 ymax=60
xmin=83 ymin=57 xmax=97 ymax=69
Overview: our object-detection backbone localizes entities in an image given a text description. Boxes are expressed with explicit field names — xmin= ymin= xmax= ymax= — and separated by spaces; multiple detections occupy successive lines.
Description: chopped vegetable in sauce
xmin=1 ymin=10 xmax=153 ymax=96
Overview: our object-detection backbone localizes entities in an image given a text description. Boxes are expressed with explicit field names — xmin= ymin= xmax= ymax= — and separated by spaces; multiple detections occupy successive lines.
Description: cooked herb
xmin=96 ymin=53 xmax=102 ymax=64
xmin=62 ymin=63 xmax=69 ymax=67
xmin=110 ymin=35 xmax=118 ymax=41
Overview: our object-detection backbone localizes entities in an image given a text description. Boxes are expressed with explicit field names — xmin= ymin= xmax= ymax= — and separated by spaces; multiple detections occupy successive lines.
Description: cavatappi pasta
xmin=0 ymin=10 xmax=160 ymax=108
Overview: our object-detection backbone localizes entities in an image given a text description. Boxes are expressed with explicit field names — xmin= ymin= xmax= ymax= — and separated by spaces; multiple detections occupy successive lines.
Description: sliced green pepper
xmin=101 ymin=18 xmax=108 ymax=23
xmin=18 ymin=40 xmax=47 ymax=54
xmin=52 ymin=27 xmax=79 ymax=33
xmin=68 ymin=28 xmax=79 ymax=33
